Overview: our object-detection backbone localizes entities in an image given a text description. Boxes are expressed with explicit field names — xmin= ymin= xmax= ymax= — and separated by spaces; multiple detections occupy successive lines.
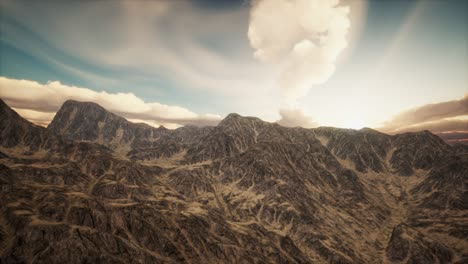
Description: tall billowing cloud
xmin=276 ymin=108 xmax=317 ymax=128
xmin=248 ymin=0 xmax=350 ymax=127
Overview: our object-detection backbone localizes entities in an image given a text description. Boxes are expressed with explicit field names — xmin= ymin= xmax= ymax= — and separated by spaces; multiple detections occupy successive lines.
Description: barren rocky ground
xmin=0 ymin=99 xmax=467 ymax=263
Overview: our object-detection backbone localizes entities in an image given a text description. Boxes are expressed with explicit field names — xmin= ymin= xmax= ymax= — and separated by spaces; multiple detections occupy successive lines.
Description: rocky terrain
xmin=0 ymin=99 xmax=467 ymax=263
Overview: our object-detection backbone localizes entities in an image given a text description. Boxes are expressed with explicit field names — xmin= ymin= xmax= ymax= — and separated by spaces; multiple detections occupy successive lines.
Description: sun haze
xmin=0 ymin=0 xmax=466 ymax=142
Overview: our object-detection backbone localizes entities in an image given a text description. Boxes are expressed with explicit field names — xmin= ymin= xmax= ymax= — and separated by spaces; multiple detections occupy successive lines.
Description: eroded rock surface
xmin=1 ymin=99 xmax=467 ymax=263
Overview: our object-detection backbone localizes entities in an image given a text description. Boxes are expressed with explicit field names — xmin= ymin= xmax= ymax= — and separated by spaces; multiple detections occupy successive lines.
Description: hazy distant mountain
xmin=1 ymin=99 xmax=466 ymax=263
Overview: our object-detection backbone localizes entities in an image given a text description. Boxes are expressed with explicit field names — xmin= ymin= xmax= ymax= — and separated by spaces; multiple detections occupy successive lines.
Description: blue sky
xmin=0 ymin=0 xmax=466 ymax=133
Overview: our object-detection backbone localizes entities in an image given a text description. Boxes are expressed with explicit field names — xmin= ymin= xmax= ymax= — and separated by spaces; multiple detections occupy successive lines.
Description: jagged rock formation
xmin=1 ymin=99 xmax=467 ymax=263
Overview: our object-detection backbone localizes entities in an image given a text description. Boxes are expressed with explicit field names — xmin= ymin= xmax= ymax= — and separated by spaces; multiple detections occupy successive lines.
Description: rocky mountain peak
xmin=48 ymin=100 xmax=122 ymax=140
xmin=217 ymin=113 xmax=268 ymax=130
xmin=48 ymin=100 xmax=168 ymax=149
xmin=0 ymin=99 xmax=50 ymax=150
xmin=62 ymin=99 xmax=106 ymax=111
xmin=56 ymin=100 xmax=118 ymax=125
xmin=218 ymin=113 xmax=265 ymax=128
xmin=224 ymin=112 xmax=241 ymax=119
xmin=359 ymin=127 xmax=383 ymax=134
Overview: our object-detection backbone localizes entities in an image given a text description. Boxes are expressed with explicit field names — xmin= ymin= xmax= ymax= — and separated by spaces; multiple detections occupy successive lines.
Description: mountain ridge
xmin=1 ymin=98 xmax=467 ymax=263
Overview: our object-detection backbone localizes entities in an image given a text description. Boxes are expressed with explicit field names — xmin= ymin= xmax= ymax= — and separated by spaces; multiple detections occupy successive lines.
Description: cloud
xmin=12 ymin=108 xmax=56 ymax=127
xmin=126 ymin=118 xmax=182 ymax=130
xmin=0 ymin=0 xmax=275 ymax=98
xmin=276 ymin=108 xmax=318 ymax=128
xmin=386 ymin=119 xmax=467 ymax=134
xmin=379 ymin=95 xmax=468 ymax=144
xmin=380 ymin=95 xmax=468 ymax=133
xmin=248 ymin=0 xmax=350 ymax=106
xmin=436 ymin=132 xmax=468 ymax=144
xmin=384 ymin=95 xmax=468 ymax=129
xmin=0 ymin=0 xmax=289 ymax=127
xmin=0 ymin=77 xmax=221 ymax=128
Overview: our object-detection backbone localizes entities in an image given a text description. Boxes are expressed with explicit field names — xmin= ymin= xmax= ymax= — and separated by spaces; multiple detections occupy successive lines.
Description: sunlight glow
xmin=342 ymin=117 xmax=367 ymax=129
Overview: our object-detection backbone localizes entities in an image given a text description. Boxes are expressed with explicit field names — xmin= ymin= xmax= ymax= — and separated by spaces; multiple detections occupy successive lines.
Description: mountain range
xmin=0 ymin=98 xmax=467 ymax=263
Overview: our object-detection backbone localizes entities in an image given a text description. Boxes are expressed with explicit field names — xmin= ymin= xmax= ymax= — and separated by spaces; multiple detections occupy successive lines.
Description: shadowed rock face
xmin=390 ymin=131 xmax=453 ymax=176
xmin=0 ymin=99 xmax=50 ymax=150
xmin=48 ymin=100 xmax=169 ymax=149
xmin=1 ymin=99 xmax=467 ymax=263
xmin=386 ymin=224 xmax=453 ymax=263
xmin=313 ymin=127 xmax=392 ymax=173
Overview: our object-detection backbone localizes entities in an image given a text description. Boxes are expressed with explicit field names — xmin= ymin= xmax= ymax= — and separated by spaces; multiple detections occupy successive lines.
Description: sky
xmin=0 ymin=0 xmax=467 ymax=142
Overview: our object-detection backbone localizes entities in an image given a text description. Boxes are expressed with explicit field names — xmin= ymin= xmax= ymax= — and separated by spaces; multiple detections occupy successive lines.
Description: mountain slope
xmin=48 ymin=100 xmax=169 ymax=150
xmin=0 ymin=99 xmax=310 ymax=263
xmin=0 ymin=99 xmax=51 ymax=150
xmin=1 ymin=99 xmax=467 ymax=263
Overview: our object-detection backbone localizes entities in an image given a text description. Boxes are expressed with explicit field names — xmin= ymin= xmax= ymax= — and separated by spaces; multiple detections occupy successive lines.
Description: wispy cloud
xmin=379 ymin=95 xmax=468 ymax=144
xmin=386 ymin=119 xmax=467 ymax=134
xmin=0 ymin=0 xmax=286 ymax=123
xmin=11 ymin=108 xmax=56 ymax=127
xmin=0 ymin=0 xmax=275 ymax=97
xmin=0 ymin=77 xmax=221 ymax=128
xmin=380 ymin=95 xmax=468 ymax=133
xmin=437 ymin=131 xmax=468 ymax=144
